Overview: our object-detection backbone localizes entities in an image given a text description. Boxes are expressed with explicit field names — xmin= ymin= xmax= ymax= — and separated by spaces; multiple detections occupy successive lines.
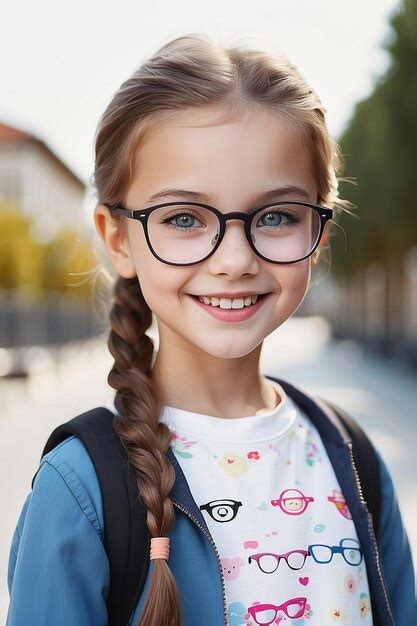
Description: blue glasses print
xmin=308 ymin=538 xmax=363 ymax=566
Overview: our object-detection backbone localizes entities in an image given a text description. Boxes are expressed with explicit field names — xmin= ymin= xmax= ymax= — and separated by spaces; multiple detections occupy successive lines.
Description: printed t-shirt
xmin=105 ymin=380 xmax=374 ymax=625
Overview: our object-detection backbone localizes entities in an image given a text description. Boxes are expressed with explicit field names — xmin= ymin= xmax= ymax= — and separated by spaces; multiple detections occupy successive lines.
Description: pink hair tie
xmin=150 ymin=537 xmax=170 ymax=560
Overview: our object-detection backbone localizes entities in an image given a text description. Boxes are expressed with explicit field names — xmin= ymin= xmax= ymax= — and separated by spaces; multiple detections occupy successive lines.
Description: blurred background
xmin=1 ymin=0 xmax=416 ymax=620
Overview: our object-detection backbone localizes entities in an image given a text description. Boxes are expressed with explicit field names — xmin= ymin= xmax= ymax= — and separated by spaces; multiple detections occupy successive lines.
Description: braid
xmin=107 ymin=275 xmax=182 ymax=626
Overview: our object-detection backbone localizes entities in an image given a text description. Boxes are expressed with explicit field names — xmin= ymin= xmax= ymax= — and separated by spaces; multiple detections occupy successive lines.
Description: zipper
xmin=346 ymin=440 xmax=395 ymax=625
xmin=172 ymin=500 xmax=228 ymax=625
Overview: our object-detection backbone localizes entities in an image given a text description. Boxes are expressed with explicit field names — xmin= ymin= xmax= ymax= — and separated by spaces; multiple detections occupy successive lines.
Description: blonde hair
xmin=90 ymin=33 xmax=353 ymax=626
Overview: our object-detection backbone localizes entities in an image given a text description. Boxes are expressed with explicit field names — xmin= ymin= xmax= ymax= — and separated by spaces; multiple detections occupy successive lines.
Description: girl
xmin=6 ymin=34 xmax=416 ymax=626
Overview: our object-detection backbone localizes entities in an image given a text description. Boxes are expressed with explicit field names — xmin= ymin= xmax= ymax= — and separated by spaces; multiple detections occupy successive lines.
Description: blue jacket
xmin=6 ymin=387 xmax=417 ymax=626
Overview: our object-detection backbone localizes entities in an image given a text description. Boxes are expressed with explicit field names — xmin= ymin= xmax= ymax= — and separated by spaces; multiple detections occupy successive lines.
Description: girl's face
xmin=96 ymin=105 xmax=321 ymax=360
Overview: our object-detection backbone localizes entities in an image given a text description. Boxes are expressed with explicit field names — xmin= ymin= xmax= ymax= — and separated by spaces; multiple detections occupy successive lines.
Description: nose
xmin=209 ymin=219 xmax=258 ymax=272
xmin=218 ymin=217 xmax=253 ymax=252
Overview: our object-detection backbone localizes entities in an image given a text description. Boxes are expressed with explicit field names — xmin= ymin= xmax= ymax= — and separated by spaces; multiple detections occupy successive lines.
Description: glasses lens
xmin=344 ymin=548 xmax=362 ymax=565
xmin=258 ymin=554 xmax=279 ymax=573
xmin=310 ymin=545 xmax=332 ymax=563
xmin=286 ymin=551 xmax=306 ymax=570
xmin=148 ymin=204 xmax=220 ymax=264
xmin=284 ymin=599 xmax=306 ymax=619
xmin=252 ymin=607 xmax=276 ymax=625
xmin=341 ymin=539 xmax=362 ymax=565
xmin=147 ymin=202 xmax=321 ymax=264
xmin=251 ymin=203 xmax=321 ymax=262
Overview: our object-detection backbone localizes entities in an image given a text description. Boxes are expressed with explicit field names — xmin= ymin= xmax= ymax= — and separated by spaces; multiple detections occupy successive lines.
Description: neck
xmin=151 ymin=340 xmax=280 ymax=419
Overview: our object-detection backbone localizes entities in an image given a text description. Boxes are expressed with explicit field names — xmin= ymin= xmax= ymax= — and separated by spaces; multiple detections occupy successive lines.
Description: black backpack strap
xmin=32 ymin=406 xmax=150 ymax=626
xmin=317 ymin=397 xmax=381 ymax=538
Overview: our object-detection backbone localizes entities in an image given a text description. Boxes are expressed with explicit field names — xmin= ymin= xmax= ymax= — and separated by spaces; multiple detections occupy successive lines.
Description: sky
xmin=1 ymin=0 xmax=400 ymax=229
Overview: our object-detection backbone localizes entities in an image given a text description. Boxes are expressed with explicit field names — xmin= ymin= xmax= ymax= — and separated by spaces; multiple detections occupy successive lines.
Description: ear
xmin=93 ymin=204 xmax=137 ymax=279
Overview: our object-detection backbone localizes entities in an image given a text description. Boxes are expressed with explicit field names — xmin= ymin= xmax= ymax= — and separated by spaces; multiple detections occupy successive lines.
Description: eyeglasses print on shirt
xmin=308 ymin=538 xmax=363 ymax=566
xmin=247 ymin=596 xmax=307 ymax=624
xmin=199 ymin=499 xmax=243 ymax=522
xmin=248 ymin=538 xmax=363 ymax=574
xmin=271 ymin=488 xmax=315 ymax=515
xmin=327 ymin=489 xmax=352 ymax=519
xmin=199 ymin=487 xmax=351 ymax=523
xmin=248 ymin=549 xmax=309 ymax=573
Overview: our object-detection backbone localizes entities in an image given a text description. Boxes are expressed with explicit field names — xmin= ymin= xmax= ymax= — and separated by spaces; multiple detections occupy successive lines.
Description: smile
xmin=189 ymin=292 xmax=271 ymax=322
xmin=197 ymin=294 xmax=261 ymax=309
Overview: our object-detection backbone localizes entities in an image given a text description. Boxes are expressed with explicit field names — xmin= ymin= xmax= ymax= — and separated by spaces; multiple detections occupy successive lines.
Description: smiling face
xmin=284 ymin=498 xmax=304 ymax=512
xmin=95 ymin=105 xmax=320 ymax=362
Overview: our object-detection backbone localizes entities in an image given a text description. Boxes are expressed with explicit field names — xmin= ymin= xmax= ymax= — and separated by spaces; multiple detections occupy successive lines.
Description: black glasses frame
xmin=104 ymin=200 xmax=333 ymax=267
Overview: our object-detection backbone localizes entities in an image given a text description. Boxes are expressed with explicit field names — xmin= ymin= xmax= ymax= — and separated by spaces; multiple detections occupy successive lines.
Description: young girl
xmin=6 ymin=34 xmax=416 ymax=626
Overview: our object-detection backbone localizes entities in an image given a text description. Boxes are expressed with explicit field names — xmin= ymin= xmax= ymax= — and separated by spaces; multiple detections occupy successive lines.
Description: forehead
xmin=128 ymin=106 xmax=317 ymax=206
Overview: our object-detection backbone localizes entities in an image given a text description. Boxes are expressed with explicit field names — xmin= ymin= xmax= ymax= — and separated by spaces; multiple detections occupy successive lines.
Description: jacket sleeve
xmin=6 ymin=459 xmax=110 ymax=626
xmin=376 ymin=449 xmax=417 ymax=625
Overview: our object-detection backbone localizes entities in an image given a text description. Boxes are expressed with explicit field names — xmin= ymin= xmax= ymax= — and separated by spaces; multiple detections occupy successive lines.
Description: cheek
xmin=140 ymin=273 xmax=186 ymax=309
xmin=270 ymin=261 xmax=311 ymax=315
xmin=132 ymin=253 xmax=194 ymax=312
xmin=274 ymin=260 xmax=311 ymax=293
xmin=127 ymin=220 xmax=200 ymax=294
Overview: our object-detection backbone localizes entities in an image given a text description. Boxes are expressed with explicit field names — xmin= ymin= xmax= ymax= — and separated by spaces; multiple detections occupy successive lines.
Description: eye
xmin=199 ymin=499 xmax=242 ymax=522
xmin=256 ymin=208 xmax=300 ymax=230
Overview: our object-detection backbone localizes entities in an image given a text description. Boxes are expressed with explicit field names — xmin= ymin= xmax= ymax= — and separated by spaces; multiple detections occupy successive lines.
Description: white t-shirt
xmin=105 ymin=380 xmax=373 ymax=625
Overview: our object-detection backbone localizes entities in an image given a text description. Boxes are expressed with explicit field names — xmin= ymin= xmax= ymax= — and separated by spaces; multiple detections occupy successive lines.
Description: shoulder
xmin=35 ymin=435 xmax=104 ymax=541
xmin=7 ymin=437 xmax=110 ymax=624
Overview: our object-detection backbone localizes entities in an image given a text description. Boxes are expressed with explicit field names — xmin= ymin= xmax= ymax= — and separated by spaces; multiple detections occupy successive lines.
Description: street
xmin=1 ymin=315 xmax=416 ymax=621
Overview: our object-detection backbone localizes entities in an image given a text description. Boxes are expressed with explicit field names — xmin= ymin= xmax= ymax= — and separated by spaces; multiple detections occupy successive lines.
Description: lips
xmin=189 ymin=292 xmax=271 ymax=322
xmin=192 ymin=293 xmax=268 ymax=307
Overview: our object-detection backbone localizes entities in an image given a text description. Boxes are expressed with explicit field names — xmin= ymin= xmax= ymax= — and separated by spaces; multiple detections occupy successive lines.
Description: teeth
xmin=198 ymin=294 xmax=260 ymax=309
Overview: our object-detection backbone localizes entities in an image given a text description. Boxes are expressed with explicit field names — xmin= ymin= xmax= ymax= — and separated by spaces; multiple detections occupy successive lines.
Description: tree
xmin=0 ymin=200 xmax=98 ymax=302
xmin=333 ymin=0 xmax=417 ymax=278
xmin=0 ymin=203 xmax=43 ymax=296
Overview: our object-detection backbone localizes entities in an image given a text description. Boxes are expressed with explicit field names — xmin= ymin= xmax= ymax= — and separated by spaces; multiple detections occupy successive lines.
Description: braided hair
xmin=108 ymin=275 xmax=180 ymax=625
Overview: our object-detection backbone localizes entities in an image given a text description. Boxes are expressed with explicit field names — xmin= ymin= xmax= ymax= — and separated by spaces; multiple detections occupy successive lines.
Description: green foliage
xmin=333 ymin=0 xmax=417 ymax=277
xmin=0 ymin=203 xmax=43 ymax=295
xmin=0 ymin=201 xmax=98 ymax=301
xmin=41 ymin=229 xmax=98 ymax=300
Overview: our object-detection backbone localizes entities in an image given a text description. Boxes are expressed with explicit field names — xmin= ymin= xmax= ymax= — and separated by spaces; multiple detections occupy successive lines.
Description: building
xmin=0 ymin=121 xmax=86 ymax=242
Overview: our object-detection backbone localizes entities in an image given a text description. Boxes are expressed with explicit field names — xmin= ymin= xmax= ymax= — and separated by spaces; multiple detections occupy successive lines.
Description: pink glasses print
xmin=327 ymin=489 xmax=352 ymax=519
xmin=247 ymin=596 xmax=307 ymax=624
xmin=248 ymin=549 xmax=309 ymax=573
xmin=271 ymin=488 xmax=315 ymax=515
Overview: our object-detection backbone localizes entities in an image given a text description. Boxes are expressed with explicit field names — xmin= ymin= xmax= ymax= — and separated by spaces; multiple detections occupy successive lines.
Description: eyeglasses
xmin=199 ymin=499 xmax=243 ymax=522
xmin=248 ymin=549 xmax=309 ymax=573
xmin=270 ymin=488 xmax=315 ymax=515
xmin=308 ymin=538 xmax=363 ymax=566
xmin=104 ymin=200 xmax=333 ymax=266
xmin=247 ymin=596 xmax=307 ymax=624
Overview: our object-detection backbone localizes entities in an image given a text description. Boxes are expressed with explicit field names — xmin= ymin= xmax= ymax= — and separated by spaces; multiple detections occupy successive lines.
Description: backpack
xmin=33 ymin=376 xmax=381 ymax=626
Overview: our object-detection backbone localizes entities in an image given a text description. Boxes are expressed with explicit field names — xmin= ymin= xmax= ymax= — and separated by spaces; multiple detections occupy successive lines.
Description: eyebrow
xmin=145 ymin=185 xmax=313 ymax=206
